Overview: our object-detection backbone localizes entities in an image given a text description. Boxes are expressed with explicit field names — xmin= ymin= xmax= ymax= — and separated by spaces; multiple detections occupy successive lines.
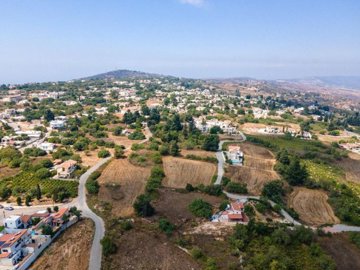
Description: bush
xmin=133 ymin=194 xmax=155 ymax=217
xmin=98 ymin=149 xmax=110 ymax=158
xmin=35 ymin=168 xmax=51 ymax=179
xmin=158 ymin=218 xmax=175 ymax=236
xmin=128 ymin=131 xmax=146 ymax=140
xmin=189 ymin=199 xmax=213 ymax=218
xmin=225 ymin=182 xmax=248 ymax=194
xmin=101 ymin=235 xmax=117 ymax=256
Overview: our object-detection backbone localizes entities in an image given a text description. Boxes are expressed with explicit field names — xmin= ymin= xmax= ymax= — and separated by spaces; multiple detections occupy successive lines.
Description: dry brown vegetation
xmin=153 ymin=189 xmax=223 ymax=226
xmin=226 ymin=142 xmax=279 ymax=195
xmin=338 ymin=156 xmax=360 ymax=183
xmin=319 ymin=233 xmax=360 ymax=270
xmin=181 ymin=149 xmax=216 ymax=158
xmin=98 ymin=159 xmax=151 ymax=217
xmin=288 ymin=187 xmax=339 ymax=226
xmin=0 ymin=165 xmax=19 ymax=179
xmin=162 ymin=157 xmax=216 ymax=189
xmin=104 ymin=221 xmax=201 ymax=270
xmin=32 ymin=219 xmax=94 ymax=270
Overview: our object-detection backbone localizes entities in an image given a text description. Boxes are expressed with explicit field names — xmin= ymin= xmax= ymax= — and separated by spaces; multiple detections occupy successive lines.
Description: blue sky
xmin=0 ymin=0 xmax=359 ymax=83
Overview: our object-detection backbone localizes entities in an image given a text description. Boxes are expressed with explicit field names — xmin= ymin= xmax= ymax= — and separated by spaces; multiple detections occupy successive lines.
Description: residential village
xmin=0 ymin=76 xmax=359 ymax=269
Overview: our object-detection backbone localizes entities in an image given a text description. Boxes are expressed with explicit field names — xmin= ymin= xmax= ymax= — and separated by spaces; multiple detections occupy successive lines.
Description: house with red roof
xmin=0 ymin=229 xmax=30 ymax=266
xmin=212 ymin=200 xmax=247 ymax=223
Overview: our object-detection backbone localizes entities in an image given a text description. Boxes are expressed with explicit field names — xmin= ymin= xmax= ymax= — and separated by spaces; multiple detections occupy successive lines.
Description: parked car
xmin=0 ymin=205 xmax=3 ymax=209
xmin=4 ymin=206 xmax=14 ymax=211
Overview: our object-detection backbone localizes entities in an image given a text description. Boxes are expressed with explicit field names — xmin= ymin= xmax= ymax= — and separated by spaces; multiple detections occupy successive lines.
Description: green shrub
xmin=189 ymin=199 xmax=213 ymax=218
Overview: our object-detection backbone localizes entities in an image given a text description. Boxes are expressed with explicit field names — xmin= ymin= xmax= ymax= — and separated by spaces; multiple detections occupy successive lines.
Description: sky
xmin=0 ymin=0 xmax=360 ymax=83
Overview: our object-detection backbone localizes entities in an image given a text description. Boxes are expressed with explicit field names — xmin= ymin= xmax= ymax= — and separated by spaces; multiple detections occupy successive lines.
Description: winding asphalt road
xmin=78 ymin=127 xmax=152 ymax=270
xmin=78 ymin=157 xmax=111 ymax=270
xmin=216 ymin=132 xmax=360 ymax=231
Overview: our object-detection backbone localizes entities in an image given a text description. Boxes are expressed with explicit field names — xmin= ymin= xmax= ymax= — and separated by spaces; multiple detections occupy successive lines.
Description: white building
xmin=49 ymin=120 xmax=66 ymax=129
xmin=4 ymin=216 xmax=23 ymax=230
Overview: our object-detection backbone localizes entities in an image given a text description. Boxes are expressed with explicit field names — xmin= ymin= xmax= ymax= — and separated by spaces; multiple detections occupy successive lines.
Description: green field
xmin=303 ymin=160 xmax=344 ymax=183
xmin=0 ymin=172 xmax=78 ymax=197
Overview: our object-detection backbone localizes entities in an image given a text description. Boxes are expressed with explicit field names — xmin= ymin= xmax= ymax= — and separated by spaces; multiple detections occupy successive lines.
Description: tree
xmin=169 ymin=140 xmax=180 ymax=156
xmin=16 ymin=196 xmax=22 ymax=206
xmin=188 ymin=199 xmax=213 ymax=218
xmin=44 ymin=109 xmax=55 ymax=122
xmin=42 ymin=225 xmax=53 ymax=236
xmin=225 ymin=182 xmax=248 ymax=194
xmin=36 ymin=184 xmax=42 ymax=200
xmin=54 ymin=206 xmax=59 ymax=212
xmin=209 ymin=125 xmax=223 ymax=134
xmin=25 ymin=195 xmax=32 ymax=206
xmin=98 ymin=149 xmax=110 ymax=158
xmin=158 ymin=218 xmax=175 ymax=236
xmin=284 ymin=157 xmax=308 ymax=186
xmin=35 ymin=168 xmax=51 ymax=179
xmin=101 ymin=235 xmax=117 ymax=256
xmin=113 ymin=126 xmax=123 ymax=136
xmin=262 ymin=180 xmax=284 ymax=204
xmin=202 ymin=134 xmax=219 ymax=152
xmin=133 ymin=194 xmax=155 ymax=217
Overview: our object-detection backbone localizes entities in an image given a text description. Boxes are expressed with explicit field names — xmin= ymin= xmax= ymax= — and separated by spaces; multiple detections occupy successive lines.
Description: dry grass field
xmin=181 ymin=149 xmax=216 ymax=158
xmin=104 ymin=222 xmax=201 ymax=270
xmin=97 ymin=159 xmax=151 ymax=217
xmin=288 ymin=187 xmax=339 ymax=226
xmin=226 ymin=142 xmax=279 ymax=195
xmin=162 ymin=157 xmax=216 ymax=188
xmin=32 ymin=219 xmax=94 ymax=270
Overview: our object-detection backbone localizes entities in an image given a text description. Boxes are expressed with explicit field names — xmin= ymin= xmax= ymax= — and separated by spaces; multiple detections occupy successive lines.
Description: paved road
xmin=216 ymin=132 xmax=302 ymax=226
xmin=78 ymin=127 xmax=152 ymax=270
xmin=78 ymin=157 xmax=111 ymax=270
xmin=214 ymin=132 xmax=246 ymax=185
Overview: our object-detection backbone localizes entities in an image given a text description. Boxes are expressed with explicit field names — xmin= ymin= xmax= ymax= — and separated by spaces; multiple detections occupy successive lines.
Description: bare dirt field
xmin=98 ymin=159 xmax=151 ymax=217
xmin=318 ymin=233 xmax=360 ymax=270
xmin=0 ymin=165 xmax=19 ymax=179
xmin=162 ymin=157 xmax=216 ymax=189
xmin=226 ymin=166 xmax=278 ymax=195
xmin=181 ymin=149 xmax=216 ymax=158
xmin=32 ymin=219 xmax=94 ymax=270
xmin=153 ymin=189 xmax=223 ymax=226
xmin=240 ymin=142 xmax=275 ymax=159
xmin=107 ymin=133 xmax=137 ymax=148
xmin=240 ymin=122 xmax=300 ymax=135
xmin=79 ymin=150 xmax=101 ymax=167
xmin=226 ymin=142 xmax=279 ymax=195
xmin=288 ymin=187 xmax=339 ymax=226
xmin=104 ymin=222 xmax=201 ymax=270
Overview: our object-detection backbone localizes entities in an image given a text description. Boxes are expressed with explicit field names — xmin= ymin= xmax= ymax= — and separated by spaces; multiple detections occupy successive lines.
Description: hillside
xmin=81 ymin=69 xmax=165 ymax=80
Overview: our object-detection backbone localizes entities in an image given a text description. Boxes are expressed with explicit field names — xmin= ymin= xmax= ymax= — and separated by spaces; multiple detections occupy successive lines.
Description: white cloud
xmin=179 ymin=0 xmax=205 ymax=7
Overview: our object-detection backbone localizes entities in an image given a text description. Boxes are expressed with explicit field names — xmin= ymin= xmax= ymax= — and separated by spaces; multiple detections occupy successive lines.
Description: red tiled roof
xmin=228 ymin=213 xmax=243 ymax=220
xmin=231 ymin=202 xmax=244 ymax=211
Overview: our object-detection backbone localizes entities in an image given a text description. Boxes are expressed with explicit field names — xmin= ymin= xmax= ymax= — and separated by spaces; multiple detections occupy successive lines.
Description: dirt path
xmin=288 ymin=187 xmax=339 ymax=226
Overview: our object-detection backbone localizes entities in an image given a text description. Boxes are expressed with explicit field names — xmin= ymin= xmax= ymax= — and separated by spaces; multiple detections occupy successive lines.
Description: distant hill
xmin=81 ymin=69 xmax=166 ymax=80
xmin=283 ymin=76 xmax=360 ymax=90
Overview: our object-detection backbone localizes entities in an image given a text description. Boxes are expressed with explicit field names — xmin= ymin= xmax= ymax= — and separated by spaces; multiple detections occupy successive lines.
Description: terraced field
xmin=288 ymin=187 xmax=339 ymax=226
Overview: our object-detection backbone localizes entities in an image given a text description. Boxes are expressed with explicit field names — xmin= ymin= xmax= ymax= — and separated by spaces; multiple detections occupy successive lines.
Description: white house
xmin=4 ymin=216 xmax=23 ymax=230
xmin=37 ymin=142 xmax=55 ymax=153
xmin=49 ymin=120 xmax=66 ymax=129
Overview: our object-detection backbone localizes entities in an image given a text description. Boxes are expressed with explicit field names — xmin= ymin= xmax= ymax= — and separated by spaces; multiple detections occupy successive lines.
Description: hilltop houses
xmin=212 ymin=201 xmax=248 ymax=223
xmin=194 ymin=117 xmax=239 ymax=135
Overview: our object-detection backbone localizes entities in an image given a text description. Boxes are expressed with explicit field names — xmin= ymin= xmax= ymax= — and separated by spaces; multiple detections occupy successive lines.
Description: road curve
xmin=79 ymin=127 xmax=152 ymax=270
xmin=78 ymin=156 xmax=111 ymax=270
